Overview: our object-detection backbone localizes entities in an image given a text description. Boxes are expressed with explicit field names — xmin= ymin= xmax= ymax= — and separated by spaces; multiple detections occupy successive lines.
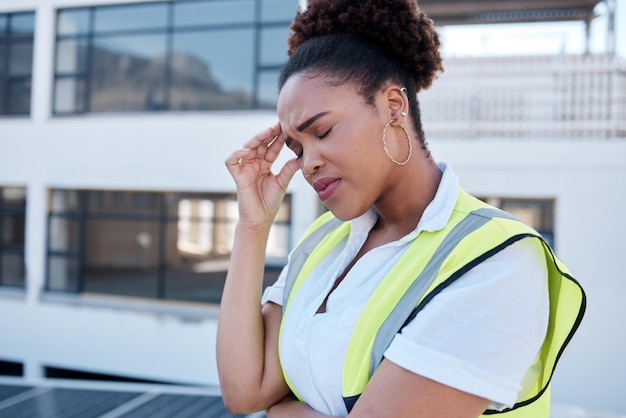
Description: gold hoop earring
xmin=382 ymin=119 xmax=412 ymax=166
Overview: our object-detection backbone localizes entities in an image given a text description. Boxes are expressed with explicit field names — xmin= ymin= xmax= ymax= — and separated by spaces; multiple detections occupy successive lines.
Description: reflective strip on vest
xmin=279 ymin=188 xmax=585 ymax=417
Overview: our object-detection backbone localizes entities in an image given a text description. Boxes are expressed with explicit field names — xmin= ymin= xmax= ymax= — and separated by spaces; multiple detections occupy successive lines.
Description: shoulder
xmin=385 ymin=238 xmax=550 ymax=408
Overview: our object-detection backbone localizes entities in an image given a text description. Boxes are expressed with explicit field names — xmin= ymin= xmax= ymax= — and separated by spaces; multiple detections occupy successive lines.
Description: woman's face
xmin=277 ymin=73 xmax=397 ymax=220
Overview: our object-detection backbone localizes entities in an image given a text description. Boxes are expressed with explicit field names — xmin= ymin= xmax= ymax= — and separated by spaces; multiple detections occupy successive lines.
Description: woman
xmin=217 ymin=1 xmax=585 ymax=417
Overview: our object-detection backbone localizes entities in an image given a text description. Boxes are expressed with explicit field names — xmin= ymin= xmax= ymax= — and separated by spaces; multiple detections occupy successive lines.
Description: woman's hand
xmin=225 ymin=122 xmax=300 ymax=228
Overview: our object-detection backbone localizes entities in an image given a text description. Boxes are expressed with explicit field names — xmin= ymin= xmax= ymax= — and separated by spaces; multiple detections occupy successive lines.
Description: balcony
xmin=419 ymin=54 xmax=626 ymax=139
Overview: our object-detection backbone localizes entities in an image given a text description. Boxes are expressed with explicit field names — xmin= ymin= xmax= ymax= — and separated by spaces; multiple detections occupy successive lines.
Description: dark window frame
xmin=0 ymin=11 xmax=35 ymax=116
xmin=46 ymin=189 xmax=292 ymax=303
xmin=52 ymin=0 xmax=296 ymax=115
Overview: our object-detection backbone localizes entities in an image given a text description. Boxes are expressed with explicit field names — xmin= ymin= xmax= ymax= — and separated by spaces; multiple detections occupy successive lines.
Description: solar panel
xmin=0 ymin=384 xmax=260 ymax=418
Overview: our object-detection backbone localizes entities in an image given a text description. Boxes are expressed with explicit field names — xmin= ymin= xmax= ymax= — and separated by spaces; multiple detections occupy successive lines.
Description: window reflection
xmin=83 ymin=219 xmax=160 ymax=298
xmin=90 ymin=35 xmax=167 ymax=111
xmin=57 ymin=9 xmax=90 ymax=36
xmin=173 ymin=0 xmax=254 ymax=27
xmin=7 ymin=80 xmax=31 ymax=114
xmin=52 ymin=0 xmax=298 ymax=114
xmin=1 ymin=11 xmax=34 ymax=116
xmin=47 ymin=190 xmax=291 ymax=304
xmin=10 ymin=13 xmax=35 ymax=36
xmin=257 ymin=70 xmax=280 ymax=108
xmin=260 ymin=27 xmax=289 ymax=66
xmin=94 ymin=3 xmax=167 ymax=32
xmin=261 ymin=0 xmax=300 ymax=22
xmin=9 ymin=42 xmax=33 ymax=75
xmin=171 ymin=29 xmax=254 ymax=110
xmin=56 ymin=39 xmax=87 ymax=73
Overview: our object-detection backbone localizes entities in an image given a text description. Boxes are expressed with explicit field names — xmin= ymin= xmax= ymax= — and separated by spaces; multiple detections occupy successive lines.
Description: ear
xmin=382 ymin=85 xmax=408 ymax=125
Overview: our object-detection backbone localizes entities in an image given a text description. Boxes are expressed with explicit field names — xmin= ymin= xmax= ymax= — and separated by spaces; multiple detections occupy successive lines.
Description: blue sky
xmin=439 ymin=0 xmax=624 ymax=58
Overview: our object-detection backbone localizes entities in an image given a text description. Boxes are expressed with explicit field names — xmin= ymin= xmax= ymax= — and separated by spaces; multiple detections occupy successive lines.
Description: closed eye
xmin=317 ymin=128 xmax=332 ymax=140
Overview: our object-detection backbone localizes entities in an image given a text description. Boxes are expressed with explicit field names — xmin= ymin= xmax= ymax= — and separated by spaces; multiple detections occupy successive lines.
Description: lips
xmin=313 ymin=177 xmax=341 ymax=201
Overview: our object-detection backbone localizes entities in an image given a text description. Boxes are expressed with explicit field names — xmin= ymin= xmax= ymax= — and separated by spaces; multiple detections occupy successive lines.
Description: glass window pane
xmin=50 ymin=190 xmax=80 ymax=212
xmin=164 ymin=260 xmax=227 ymax=304
xmin=261 ymin=0 xmax=299 ymax=22
xmin=275 ymin=198 xmax=290 ymax=222
xmin=257 ymin=70 xmax=279 ymax=108
xmin=174 ymin=0 xmax=254 ymax=27
xmin=2 ymin=187 xmax=26 ymax=209
xmin=1 ymin=253 xmax=25 ymax=287
xmin=94 ymin=3 xmax=167 ymax=33
xmin=57 ymin=9 xmax=90 ymax=36
xmin=260 ymin=26 xmax=289 ymax=66
xmin=500 ymin=200 xmax=554 ymax=230
xmin=267 ymin=224 xmax=289 ymax=258
xmin=47 ymin=256 xmax=79 ymax=292
xmin=0 ymin=41 xmax=4 ymax=74
xmin=87 ymin=191 xmax=162 ymax=216
xmin=2 ymin=215 xmax=25 ymax=245
xmin=10 ymin=13 xmax=35 ymax=37
xmin=9 ymin=42 xmax=33 ymax=75
xmin=7 ymin=80 xmax=31 ymax=114
xmin=54 ymin=78 xmax=86 ymax=113
xmin=0 ymin=15 xmax=7 ymax=36
xmin=55 ymin=38 xmax=87 ymax=73
xmin=82 ymin=219 xmax=159 ymax=298
xmin=0 ymin=60 xmax=3 ymax=114
xmin=48 ymin=217 xmax=80 ymax=252
xmin=176 ymin=198 xmax=214 ymax=255
xmin=170 ymin=29 xmax=254 ymax=110
xmin=90 ymin=34 xmax=167 ymax=111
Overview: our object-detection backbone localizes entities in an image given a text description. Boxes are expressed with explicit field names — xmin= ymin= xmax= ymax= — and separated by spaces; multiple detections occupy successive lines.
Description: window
xmin=0 ymin=187 xmax=27 ymax=287
xmin=46 ymin=190 xmax=291 ymax=304
xmin=0 ymin=12 xmax=35 ymax=116
xmin=482 ymin=197 xmax=555 ymax=248
xmin=53 ymin=0 xmax=297 ymax=114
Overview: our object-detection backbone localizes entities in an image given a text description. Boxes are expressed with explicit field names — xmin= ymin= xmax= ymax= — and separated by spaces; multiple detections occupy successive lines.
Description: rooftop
xmin=420 ymin=0 xmax=603 ymax=25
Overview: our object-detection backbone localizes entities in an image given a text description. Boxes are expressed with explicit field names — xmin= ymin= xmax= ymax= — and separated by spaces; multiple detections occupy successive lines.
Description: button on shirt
xmin=262 ymin=163 xmax=549 ymax=416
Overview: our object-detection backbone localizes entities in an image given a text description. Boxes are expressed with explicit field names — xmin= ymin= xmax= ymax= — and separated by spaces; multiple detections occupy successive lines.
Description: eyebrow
xmin=297 ymin=111 xmax=331 ymax=132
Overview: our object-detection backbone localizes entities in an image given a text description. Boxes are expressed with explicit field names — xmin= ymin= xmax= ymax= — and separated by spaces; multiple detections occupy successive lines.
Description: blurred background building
xmin=0 ymin=0 xmax=624 ymax=416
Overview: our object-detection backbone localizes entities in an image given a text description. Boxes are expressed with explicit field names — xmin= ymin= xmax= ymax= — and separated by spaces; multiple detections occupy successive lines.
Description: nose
xmin=301 ymin=145 xmax=324 ymax=178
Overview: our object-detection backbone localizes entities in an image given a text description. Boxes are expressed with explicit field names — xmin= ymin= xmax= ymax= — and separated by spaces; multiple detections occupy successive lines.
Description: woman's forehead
xmin=277 ymin=74 xmax=362 ymax=115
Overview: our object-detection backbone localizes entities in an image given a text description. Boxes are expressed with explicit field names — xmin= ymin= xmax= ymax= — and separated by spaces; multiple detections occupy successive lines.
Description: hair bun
xmin=288 ymin=0 xmax=443 ymax=91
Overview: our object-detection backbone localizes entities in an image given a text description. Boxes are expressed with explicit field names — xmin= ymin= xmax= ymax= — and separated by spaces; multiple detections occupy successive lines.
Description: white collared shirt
xmin=262 ymin=163 xmax=549 ymax=416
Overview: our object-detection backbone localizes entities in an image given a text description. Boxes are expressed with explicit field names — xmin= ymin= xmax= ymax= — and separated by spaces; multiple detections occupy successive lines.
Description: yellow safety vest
xmin=280 ymin=188 xmax=585 ymax=417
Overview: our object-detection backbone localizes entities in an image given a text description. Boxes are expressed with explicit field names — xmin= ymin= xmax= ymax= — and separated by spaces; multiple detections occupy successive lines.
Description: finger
xmin=264 ymin=131 xmax=286 ymax=163
xmin=242 ymin=124 xmax=281 ymax=150
xmin=275 ymin=158 xmax=300 ymax=189
xmin=225 ymin=148 xmax=252 ymax=167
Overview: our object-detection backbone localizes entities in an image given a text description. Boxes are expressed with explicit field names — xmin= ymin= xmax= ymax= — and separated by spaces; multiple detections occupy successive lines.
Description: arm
xmin=348 ymin=359 xmax=490 ymax=418
xmin=266 ymin=361 xmax=489 ymax=418
xmin=217 ymin=123 xmax=300 ymax=413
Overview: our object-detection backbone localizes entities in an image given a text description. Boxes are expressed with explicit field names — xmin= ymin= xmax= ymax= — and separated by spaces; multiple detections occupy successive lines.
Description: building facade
xmin=1 ymin=0 xmax=625 ymax=414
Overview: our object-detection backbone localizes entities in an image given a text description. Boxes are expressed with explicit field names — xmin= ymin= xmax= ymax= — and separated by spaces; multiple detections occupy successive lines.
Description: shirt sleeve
xmin=261 ymin=263 xmax=288 ymax=306
xmin=383 ymin=238 xmax=550 ymax=410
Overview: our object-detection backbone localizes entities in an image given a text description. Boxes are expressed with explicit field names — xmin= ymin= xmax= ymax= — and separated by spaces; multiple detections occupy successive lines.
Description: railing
xmin=419 ymin=54 xmax=626 ymax=139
